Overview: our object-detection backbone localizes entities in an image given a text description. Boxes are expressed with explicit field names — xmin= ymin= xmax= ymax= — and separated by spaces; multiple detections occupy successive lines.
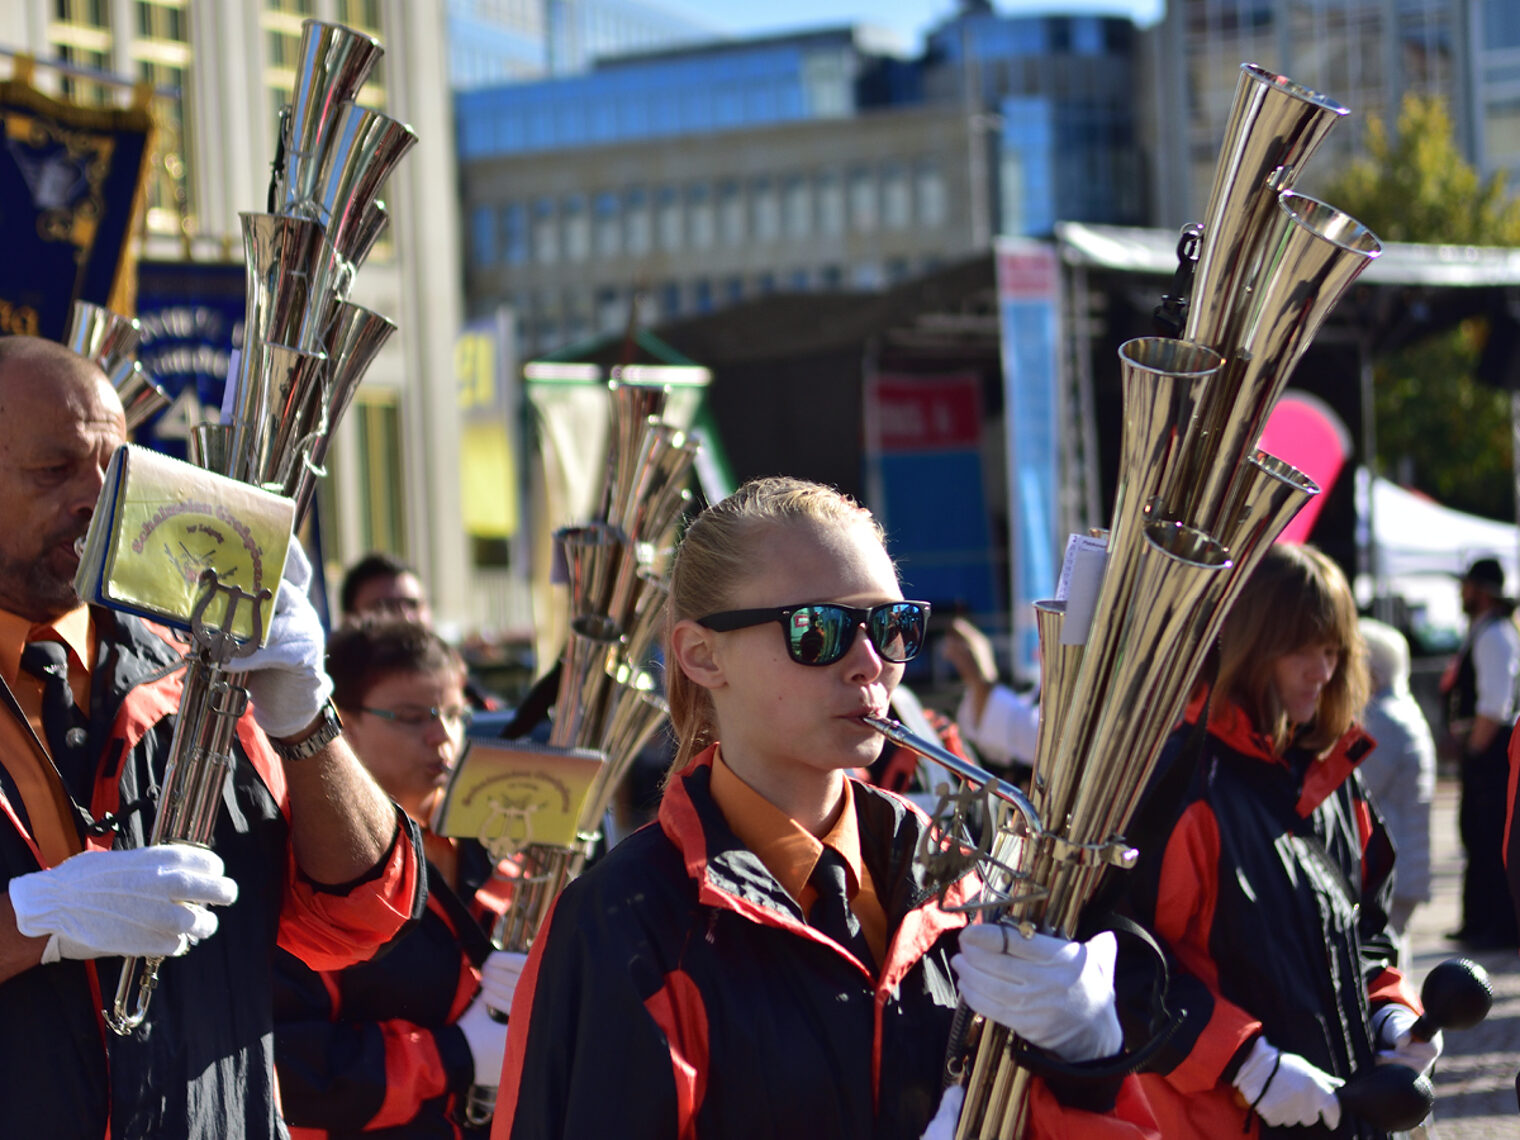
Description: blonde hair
xmin=664 ymin=476 xmax=886 ymax=770
xmin=1215 ymin=543 xmax=1368 ymax=754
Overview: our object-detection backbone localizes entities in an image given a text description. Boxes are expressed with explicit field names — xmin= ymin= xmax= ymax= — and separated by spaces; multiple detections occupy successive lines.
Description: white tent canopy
xmin=1365 ymin=470 xmax=1517 ymax=582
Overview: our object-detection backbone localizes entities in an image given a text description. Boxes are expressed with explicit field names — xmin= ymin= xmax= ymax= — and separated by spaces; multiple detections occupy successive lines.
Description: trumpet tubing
xmin=948 ymin=61 xmax=1380 ymax=1137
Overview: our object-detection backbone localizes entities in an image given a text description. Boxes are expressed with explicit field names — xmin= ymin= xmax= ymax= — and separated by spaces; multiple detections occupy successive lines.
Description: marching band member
xmin=494 ymin=477 xmax=1158 ymax=1139
xmin=0 ymin=336 xmax=425 ymax=1140
xmin=275 ymin=619 xmax=526 ymax=1138
xmin=1124 ymin=543 xmax=1435 ymax=1138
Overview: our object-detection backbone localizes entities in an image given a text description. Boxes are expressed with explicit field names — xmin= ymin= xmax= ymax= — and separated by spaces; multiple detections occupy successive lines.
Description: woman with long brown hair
xmin=1125 ymin=543 xmax=1439 ymax=1138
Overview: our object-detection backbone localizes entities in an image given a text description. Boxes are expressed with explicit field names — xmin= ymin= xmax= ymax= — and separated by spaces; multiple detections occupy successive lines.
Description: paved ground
xmin=1405 ymin=777 xmax=1518 ymax=1137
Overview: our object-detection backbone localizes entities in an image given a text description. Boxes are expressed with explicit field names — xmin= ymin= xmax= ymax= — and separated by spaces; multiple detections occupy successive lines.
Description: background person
xmin=340 ymin=551 xmax=433 ymax=626
xmin=1124 ymin=544 xmax=1434 ymax=1138
xmin=495 ymin=477 xmax=1159 ymax=1140
xmin=0 ymin=334 xmax=424 ymax=1140
xmin=1356 ymin=616 xmax=1435 ymax=955
xmin=1439 ymin=556 xmax=1520 ymax=951
xmin=275 ymin=619 xmax=527 ymax=1138
xmin=942 ymin=614 xmax=1039 ymax=777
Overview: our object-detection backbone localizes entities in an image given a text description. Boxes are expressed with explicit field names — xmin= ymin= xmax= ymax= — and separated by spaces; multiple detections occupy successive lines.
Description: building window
xmin=563 ymin=193 xmax=590 ymax=262
xmin=849 ymin=166 xmax=878 ymax=233
xmin=916 ymin=160 xmax=947 ymax=228
xmin=755 ymin=271 xmax=776 ymax=295
xmin=852 ymin=261 xmax=883 ymax=289
xmin=533 ymin=197 xmax=559 ymax=264
xmin=353 ymin=391 xmax=406 ymax=552
xmin=657 ymin=186 xmax=683 ymax=252
xmin=820 ymin=264 xmax=843 ymax=290
xmin=719 ymin=180 xmax=745 ymax=246
xmin=597 ymin=286 xmax=623 ymax=333
xmin=882 ymin=163 xmax=910 ymax=230
xmin=594 ymin=191 xmax=621 ymax=258
xmin=788 ymin=267 xmax=810 ymax=291
xmin=692 ymin=278 xmax=713 ymax=313
xmin=660 ymin=280 xmax=682 ymax=318
xmin=625 ymin=187 xmax=651 ymax=255
xmin=502 ymin=202 xmax=528 ymax=265
xmin=470 ymin=205 xmax=496 ymax=266
xmin=817 ymin=171 xmax=844 ymax=236
xmin=689 ymin=184 xmax=715 ymax=250
xmin=752 ymin=178 xmax=780 ymax=243
xmin=783 ymin=175 xmax=812 ymax=241
xmin=723 ymin=276 xmax=745 ymax=304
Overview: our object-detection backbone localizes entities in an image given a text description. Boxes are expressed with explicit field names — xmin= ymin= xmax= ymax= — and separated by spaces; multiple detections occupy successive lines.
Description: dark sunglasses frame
xmin=697 ymin=600 xmax=931 ymax=666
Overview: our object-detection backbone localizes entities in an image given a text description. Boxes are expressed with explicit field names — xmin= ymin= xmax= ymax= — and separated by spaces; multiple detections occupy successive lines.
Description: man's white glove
xmin=240 ymin=541 xmax=333 ymax=740
xmin=1372 ymin=1004 xmax=1442 ymax=1077
xmin=10 ymin=845 xmax=239 ymax=964
xmin=951 ymin=925 xmax=1123 ymax=1063
xmin=478 ymin=949 xmax=528 ymax=1016
xmin=456 ymin=989 xmax=510 ymax=1088
xmin=920 ymin=1085 xmax=964 ymax=1140
xmin=1231 ymin=1036 xmax=1343 ymax=1129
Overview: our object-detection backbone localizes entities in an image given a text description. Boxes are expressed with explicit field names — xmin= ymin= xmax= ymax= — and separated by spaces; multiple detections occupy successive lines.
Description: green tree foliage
xmin=1321 ymin=94 xmax=1520 ymax=519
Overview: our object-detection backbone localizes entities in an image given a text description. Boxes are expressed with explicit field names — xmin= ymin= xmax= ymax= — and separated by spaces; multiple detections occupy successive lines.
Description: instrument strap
xmin=1002 ymin=911 xmax=1185 ymax=1084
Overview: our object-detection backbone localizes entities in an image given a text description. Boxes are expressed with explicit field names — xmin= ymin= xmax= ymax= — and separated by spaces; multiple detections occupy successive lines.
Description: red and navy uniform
xmin=275 ymin=842 xmax=512 ymax=1139
xmin=494 ymin=744 xmax=1159 ymax=1140
xmin=0 ymin=611 xmax=424 ymax=1140
xmin=1124 ymin=695 xmax=1418 ymax=1140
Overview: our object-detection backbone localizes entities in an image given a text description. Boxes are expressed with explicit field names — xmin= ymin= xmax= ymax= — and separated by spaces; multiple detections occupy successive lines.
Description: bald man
xmin=0 ymin=337 xmax=424 ymax=1140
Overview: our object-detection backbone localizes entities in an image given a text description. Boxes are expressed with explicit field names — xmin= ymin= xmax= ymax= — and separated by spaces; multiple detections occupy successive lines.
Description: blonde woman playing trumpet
xmin=493 ymin=477 xmax=1160 ymax=1139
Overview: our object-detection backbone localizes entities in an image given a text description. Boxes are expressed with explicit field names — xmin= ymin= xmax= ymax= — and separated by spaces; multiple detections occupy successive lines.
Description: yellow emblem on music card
xmin=431 ymin=739 xmax=607 ymax=857
xmin=75 ymin=444 xmax=296 ymax=644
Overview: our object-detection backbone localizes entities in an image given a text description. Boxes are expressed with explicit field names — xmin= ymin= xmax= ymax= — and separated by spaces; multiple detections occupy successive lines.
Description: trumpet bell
xmin=114 ymin=362 xmax=172 ymax=433
xmin=278 ymin=19 xmax=384 ymax=213
xmin=65 ymin=301 xmax=140 ymax=375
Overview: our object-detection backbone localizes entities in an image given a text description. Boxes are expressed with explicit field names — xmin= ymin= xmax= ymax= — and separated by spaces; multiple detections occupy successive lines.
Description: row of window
xmin=505 ymin=257 xmax=939 ymax=353
xmin=470 ymin=162 xmax=949 ymax=268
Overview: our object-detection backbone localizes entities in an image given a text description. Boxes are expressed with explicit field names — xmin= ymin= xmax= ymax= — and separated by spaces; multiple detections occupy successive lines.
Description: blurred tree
xmin=1321 ymin=94 xmax=1520 ymax=520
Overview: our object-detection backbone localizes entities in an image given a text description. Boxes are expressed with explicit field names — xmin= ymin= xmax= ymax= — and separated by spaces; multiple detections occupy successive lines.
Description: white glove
xmin=1372 ymin=1004 xmax=1442 ymax=1077
xmin=478 ymin=949 xmax=528 ymax=1016
xmin=1231 ymin=1036 xmax=1343 ymax=1129
xmin=951 ymin=925 xmax=1123 ymax=1063
xmin=240 ymin=541 xmax=333 ymax=740
xmin=920 ymin=1085 xmax=964 ymax=1140
xmin=456 ymin=989 xmax=510 ymax=1088
xmin=10 ymin=845 xmax=239 ymax=964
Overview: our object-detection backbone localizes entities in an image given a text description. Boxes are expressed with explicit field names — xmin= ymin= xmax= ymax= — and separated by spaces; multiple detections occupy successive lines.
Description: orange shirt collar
xmin=709 ymin=747 xmax=867 ymax=905
xmin=0 ymin=604 xmax=93 ymax=687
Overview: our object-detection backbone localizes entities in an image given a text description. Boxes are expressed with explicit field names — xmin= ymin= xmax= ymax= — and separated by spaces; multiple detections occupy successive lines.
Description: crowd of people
xmin=0 ymin=330 xmax=1509 ymax=1139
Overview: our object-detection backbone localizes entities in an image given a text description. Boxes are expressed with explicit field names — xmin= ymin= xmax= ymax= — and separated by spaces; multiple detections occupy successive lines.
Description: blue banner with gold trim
xmin=0 ymin=72 xmax=154 ymax=340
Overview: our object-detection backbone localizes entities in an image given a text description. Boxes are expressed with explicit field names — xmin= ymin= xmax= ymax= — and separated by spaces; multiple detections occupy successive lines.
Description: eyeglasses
xmin=697 ymin=600 xmax=930 ymax=667
xmin=359 ymin=704 xmax=474 ymax=731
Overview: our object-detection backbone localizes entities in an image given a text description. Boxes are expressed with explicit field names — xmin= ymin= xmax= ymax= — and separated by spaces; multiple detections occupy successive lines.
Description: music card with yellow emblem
xmin=431 ymin=739 xmax=607 ymax=857
xmin=74 ymin=443 xmax=294 ymax=645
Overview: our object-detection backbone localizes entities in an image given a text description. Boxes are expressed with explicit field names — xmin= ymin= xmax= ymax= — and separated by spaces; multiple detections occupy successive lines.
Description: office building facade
xmin=457 ymin=11 xmax=1146 ymax=358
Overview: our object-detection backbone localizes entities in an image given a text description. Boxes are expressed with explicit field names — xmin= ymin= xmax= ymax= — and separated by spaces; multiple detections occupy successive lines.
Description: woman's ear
xmin=670 ymin=618 xmax=726 ymax=691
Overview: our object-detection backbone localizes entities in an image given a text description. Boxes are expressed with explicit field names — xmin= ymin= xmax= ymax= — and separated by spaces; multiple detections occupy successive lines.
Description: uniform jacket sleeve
xmin=273 ymin=947 xmax=476 ymax=1132
xmin=1026 ymin=1077 xmax=1159 ymax=1140
xmin=494 ymin=889 xmax=693 ymax=1140
xmin=229 ymin=715 xmax=427 ymax=971
xmin=1131 ymin=799 xmax=1264 ymax=1093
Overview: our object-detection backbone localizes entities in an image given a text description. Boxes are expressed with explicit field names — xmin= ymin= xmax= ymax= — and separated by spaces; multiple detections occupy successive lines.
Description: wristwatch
xmin=269 ymin=699 xmax=343 ymax=762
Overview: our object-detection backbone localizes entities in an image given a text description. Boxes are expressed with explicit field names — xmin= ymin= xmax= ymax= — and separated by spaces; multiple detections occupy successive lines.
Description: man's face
xmin=350 ymin=571 xmax=432 ymax=626
xmin=0 ymin=359 xmax=126 ymax=620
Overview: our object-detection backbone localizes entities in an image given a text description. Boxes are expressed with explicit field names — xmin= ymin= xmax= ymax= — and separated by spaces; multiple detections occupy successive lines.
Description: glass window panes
xmin=849 ymin=166 xmax=878 ymax=232
xmin=751 ymin=178 xmax=779 ymax=242
xmin=533 ymin=197 xmax=559 ymax=264
xmin=718 ymin=181 xmax=745 ymax=246
xmin=916 ymin=161 xmax=946 ymax=227
xmin=817 ymin=172 xmax=844 ymax=235
xmin=689 ymin=184 xmax=714 ymax=250
xmin=882 ymin=163 xmax=910 ymax=229
xmin=625 ymin=187 xmax=651 ymax=255
xmin=657 ymin=186 xmax=683 ymax=251
xmin=563 ymin=193 xmax=590 ymax=262
xmin=783 ymin=176 xmax=811 ymax=240
xmin=594 ymin=191 xmax=621 ymax=258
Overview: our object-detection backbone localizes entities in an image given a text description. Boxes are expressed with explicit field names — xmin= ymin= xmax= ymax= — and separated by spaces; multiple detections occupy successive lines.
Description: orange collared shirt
xmin=0 ymin=605 xmax=95 ymax=868
xmin=709 ymin=749 xmax=889 ymax=970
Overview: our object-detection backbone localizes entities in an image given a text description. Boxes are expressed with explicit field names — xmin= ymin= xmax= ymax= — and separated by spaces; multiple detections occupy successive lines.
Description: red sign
xmin=871 ymin=373 xmax=982 ymax=452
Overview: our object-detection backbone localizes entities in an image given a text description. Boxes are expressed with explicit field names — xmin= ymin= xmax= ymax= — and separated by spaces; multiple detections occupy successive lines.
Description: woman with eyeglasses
xmin=493 ymin=477 xmax=1158 ymax=1139
xmin=1121 ymin=544 xmax=1435 ymax=1139
xmin=273 ymin=619 xmax=526 ymax=1139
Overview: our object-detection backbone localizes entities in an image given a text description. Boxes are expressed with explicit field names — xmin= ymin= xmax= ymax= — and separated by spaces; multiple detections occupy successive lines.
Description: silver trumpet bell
xmin=304 ymin=101 xmax=418 ymax=269
xmin=64 ymin=301 xmax=171 ymax=432
xmin=276 ymin=19 xmax=384 ymax=213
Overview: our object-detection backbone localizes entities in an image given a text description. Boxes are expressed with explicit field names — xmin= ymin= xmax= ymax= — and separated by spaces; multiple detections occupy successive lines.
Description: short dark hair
xmin=339 ymin=552 xmax=418 ymax=617
xmin=326 ymin=619 xmax=464 ymax=711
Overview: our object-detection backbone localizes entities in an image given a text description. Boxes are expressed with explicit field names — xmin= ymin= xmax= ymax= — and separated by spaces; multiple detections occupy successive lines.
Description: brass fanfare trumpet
xmin=870 ymin=62 xmax=1381 ymax=1138
xmin=459 ymin=377 xmax=697 ymax=1123
xmin=106 ymin=17 xmax=405 ymax=1036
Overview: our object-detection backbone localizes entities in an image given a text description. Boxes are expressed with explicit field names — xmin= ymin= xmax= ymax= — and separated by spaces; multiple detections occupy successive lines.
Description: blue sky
xmin=661 ymin=0 xmax=1165 ymax=49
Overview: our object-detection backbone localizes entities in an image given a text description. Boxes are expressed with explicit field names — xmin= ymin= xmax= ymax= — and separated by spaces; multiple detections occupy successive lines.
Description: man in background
xmin=1441 ymin=557 xmax=1520 ymax=951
